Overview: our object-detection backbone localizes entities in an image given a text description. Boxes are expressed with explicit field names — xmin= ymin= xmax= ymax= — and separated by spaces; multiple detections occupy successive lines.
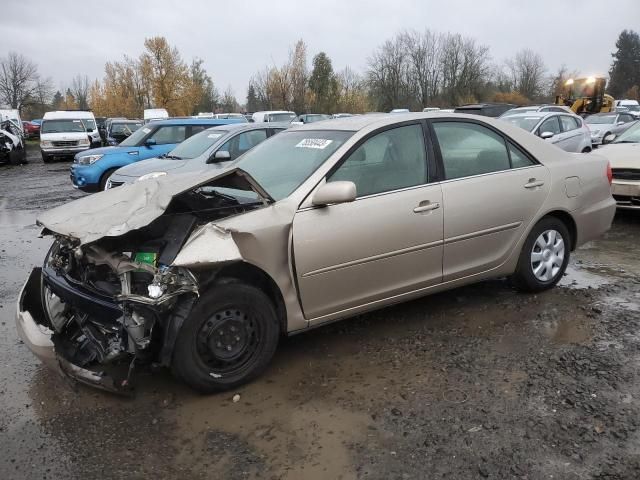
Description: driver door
xmin=292 ymin=123 xmax=443 ymax=322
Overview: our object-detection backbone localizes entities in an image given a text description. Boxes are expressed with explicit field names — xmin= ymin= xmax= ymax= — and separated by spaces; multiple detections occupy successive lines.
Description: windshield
xmin=305 ymin=114 xmax=331 ymax=123
xmin=613 ymin=122 xmax=640 ymax=144
xmin=268 ymin=113 xmax=296 ymax=122
xmin=110 ymin=122 xmax=143 ymax=136
xmin=167 ymin=129 xmax=227 ymax=159
xmin=502 ymin=116 xmax=541 ymax=132
xmin=236 ymin=130 xmax=353 ymax=201
xmin=501 ymin=108 xmax=538 ymax=117
xmin=119 ymin=125 xmax=153 ymax=146
xmin=585 ymin=115 xmax=617 ymax=125
xmin=625 ymin=105 xmax=640 ymax=112
xmin=41 ymin=119 xmax=87 ymax=133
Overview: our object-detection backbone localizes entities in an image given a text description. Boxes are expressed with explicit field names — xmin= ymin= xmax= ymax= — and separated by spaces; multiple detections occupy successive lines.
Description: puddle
xmin=559 ymin=264 xmax=610 ymax=290
xmin=538 ymin=316 xmax=593 ymax=344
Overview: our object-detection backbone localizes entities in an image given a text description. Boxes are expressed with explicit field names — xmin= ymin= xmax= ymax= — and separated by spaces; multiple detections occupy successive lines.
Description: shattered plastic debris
xmin=232 ymin=394 xmax=240 ymax=403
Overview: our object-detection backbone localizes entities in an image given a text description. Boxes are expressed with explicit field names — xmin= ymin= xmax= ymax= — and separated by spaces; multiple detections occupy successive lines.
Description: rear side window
xmin=508 ymin=143 xmax=535 ymax=169
xmin=560 ymin=116 xmax=580 ymax=132
xmin=433 ymin=122 xmax=510 ymax=180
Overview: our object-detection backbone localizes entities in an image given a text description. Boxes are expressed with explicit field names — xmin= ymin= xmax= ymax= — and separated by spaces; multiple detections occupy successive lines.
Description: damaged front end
xmin=16 ymin=168 xmax=271 ymax=394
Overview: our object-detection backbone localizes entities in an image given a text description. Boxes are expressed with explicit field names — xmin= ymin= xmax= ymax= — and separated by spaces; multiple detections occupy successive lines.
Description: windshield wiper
xmin=164 ymin=154 xmax=182 ymax=160
xmin=613 ymin=140 xmax=638 ymax=144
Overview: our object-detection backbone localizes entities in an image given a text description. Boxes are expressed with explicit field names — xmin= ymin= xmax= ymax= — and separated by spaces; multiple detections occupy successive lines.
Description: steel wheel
xmin=530 ymin=229 xmax=565 ymax=282
xmin=195 ymin=308 xmax=261 ymax=374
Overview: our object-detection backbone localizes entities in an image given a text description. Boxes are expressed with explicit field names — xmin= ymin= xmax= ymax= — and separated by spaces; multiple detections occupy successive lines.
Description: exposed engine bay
xmin=0 ymin=118 xmax=26 ymax=165
xmin=34 ymin=170 xmax=270 ymax=393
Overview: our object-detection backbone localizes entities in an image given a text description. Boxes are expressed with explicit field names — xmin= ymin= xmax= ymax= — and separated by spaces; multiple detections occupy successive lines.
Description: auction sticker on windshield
xmin=296 ymin=138 xmax=333 ymax=149
xmin=142 ymin=127 xmax=151 ymax=133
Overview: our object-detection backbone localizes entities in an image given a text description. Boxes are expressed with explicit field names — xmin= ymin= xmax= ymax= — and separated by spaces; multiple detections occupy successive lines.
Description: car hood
xmin=37 ymin=167 xmax=273 ymax=245
xmin=595 ymin=143 xmax=640 ymax=169
xmin=82 ymin=146 xmax=139 ymax=157
xmin=114 ymin=157 xmax=188 ymax=177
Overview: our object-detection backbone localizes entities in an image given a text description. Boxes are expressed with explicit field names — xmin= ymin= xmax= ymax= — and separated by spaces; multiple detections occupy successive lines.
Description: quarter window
xmin=329 ymin=124 xmax=427 ymax=197
xmin=508 ymin=143 xmax=535 ymax=169
xmin=433 ymin=122 xmax=510 ymax=180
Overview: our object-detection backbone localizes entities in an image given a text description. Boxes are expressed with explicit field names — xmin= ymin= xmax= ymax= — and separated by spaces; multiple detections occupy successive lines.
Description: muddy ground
xmin=1 ymin=145 xmax=640 ymax=479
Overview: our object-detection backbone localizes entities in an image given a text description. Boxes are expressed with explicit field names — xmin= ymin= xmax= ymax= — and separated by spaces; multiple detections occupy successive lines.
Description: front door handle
xmin=413 ymin=202 xmax=440 ymax=213
xmin=524 ymin=179 xmax=545 ymax=189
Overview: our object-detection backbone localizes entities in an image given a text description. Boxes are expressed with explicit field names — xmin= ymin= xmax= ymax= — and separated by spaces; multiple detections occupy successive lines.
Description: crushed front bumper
xmin=16 ymin=268 xmax=133 ymax=395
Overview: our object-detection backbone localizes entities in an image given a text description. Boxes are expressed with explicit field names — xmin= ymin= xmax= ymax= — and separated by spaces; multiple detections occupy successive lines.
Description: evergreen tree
xmin=609 ymin=30 xmax=640 ymax=97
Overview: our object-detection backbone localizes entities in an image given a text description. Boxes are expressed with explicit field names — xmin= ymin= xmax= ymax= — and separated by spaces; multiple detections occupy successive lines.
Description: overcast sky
xmin=3 ymin=0 xmax=639 ymax=100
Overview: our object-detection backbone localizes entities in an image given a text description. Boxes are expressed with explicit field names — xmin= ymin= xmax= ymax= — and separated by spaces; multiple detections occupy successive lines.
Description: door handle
xmin=413 ymin=202 xmax=440 ymax=213
xmin=524 ymin=179 xmax=544 ymax=189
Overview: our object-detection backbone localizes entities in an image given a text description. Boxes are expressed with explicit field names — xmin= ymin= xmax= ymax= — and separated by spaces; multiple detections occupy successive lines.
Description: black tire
xmin=99 ymin=168 xmax=118 ymax=191
xmin=512 ymin=217 xmax=571 ymax=293
xmin=42 ymin=152 xmax=52 ymax=163
xmin=172 ymin=282 xmax=280 ymax=393
xmin=581 ymin=146 xmax=591 ymax=153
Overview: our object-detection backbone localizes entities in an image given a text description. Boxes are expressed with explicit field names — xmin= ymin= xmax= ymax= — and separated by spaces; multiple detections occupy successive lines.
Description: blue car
xmin=70 ymin=118 xmax=244 ymax=191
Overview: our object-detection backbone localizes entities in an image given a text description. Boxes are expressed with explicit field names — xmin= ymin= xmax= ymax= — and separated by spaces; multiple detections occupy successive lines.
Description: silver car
xmin=16 ymin=113 xmax=615 ymax=394
xmin=584 ymin=112 xmax=637 ymax=146
xmin=106 ymin=123 xmax=289 ymax=187
xmin=500 ymin=112 xmax=592 ymax=153
xmin=499 ymin=105 xmax=572 ymax=117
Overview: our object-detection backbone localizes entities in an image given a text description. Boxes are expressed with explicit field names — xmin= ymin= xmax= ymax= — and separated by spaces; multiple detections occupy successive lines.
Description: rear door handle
xmin=413 ymin=202 xmax=440 ymax=213
xmin=524 ymin=179 xmax=544 ymax=189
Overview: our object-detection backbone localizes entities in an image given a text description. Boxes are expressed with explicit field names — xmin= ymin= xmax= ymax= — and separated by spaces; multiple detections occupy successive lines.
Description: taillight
xmin=606 ymin=161 xmax=613 ymax=185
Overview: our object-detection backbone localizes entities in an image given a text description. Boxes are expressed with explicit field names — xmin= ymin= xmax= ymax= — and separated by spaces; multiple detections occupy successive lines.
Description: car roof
xmin=148 ymin=118 xmax=246 ymax=126
xmin=205 ymin=122 xmax=290 ymax=133
xmin=588 ymin=112 xmax=618 ymax=117
xmin=504 ymin=112 xmax=555 ymax=119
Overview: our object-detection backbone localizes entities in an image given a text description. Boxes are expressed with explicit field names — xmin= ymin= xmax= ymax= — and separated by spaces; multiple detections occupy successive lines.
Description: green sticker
xmin=135 ymin=252 xmax=157 ymax=266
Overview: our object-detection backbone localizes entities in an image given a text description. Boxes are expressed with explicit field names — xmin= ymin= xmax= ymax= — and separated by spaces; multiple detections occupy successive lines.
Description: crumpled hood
xmin=113 ymin=157 xmax=187 ymax=177
xmin=596 ymin=143 xmax=640 ymax=169
xmin=37 ymin=167 xmax=272 ymax=245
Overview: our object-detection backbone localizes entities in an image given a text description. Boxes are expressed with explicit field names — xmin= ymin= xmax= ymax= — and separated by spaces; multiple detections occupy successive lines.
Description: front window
xmin=41 ymin=119 xmax=86 ymax=134
xmin=218 ymin=129 xmax=268 ymax=161
xmin=236 ymin=130 xmax=353 ymax=201
xmin=613 ymin=122 xmax=640 ymax=144
xmin=83 ymin=119 xmax=96 ymax=130
xmin=119 ymin=125 xmax=153 ymax=146
xmin=502 ymin=116 xmax=544 ymax=132
xmin=166 ymin=129 xmax=227 ymax=159
xmin=585 ymin=115 xmax=617 ymax=125
xmin=151 ymin=125 xmax=187 ymax=145
xmin=268 ymin=113 xmax=296 ymax=122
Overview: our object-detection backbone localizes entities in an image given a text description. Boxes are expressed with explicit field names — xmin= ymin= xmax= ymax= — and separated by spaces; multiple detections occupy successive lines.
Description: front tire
xmin=172 ymin=282 xmax=280 ymax=393
xmin=100 ymin=168 xmax=118 ymax=191
xmin=512 ymin=217 xmax=570 ymax=292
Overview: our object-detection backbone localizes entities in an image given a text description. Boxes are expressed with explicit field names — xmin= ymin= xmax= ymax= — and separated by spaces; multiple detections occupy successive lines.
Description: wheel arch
xmin=540 ymin=209 xmax=577 ymax=250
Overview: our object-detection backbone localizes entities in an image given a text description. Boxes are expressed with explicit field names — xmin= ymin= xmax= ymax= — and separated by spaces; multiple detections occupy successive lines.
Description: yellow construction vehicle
xmin=555 ymin=77 xmax=615 ymax=116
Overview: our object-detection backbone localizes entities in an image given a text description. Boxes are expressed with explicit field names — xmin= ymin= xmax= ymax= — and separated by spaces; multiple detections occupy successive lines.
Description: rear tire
xmin=512 ymin=217 xmax=570 ymax=293
xmin=172 ymin=282 xmax=280 ymax=393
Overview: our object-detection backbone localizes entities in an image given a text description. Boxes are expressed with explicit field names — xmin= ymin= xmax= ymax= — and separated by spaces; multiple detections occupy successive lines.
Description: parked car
xmin=390 ymin=108 xmax=410 ymax=113
xmin=500 ymin=112 xmax=592 ymax=153
xmin=106 ymin=123 xmax=288 ymax=187
xmin=422 ymin=107 xmax=440 ymax=112
xmin=71 ymin=111 xmax=101 ymax=147
xmin=22 ymin=120 xmax=40 ymax=138
xmin=71 ymin=118 xmax=245 ymax=191
xmin=332 ymin=113 xmax=354 ymax=118
xmin=454 ymin=103 xmax=517 ymax=117
xmin=615 ymin=99 xmax=640 ymax=118
xmin=144 ymin=108 xmax=169 ymax=123
xmin=593 ymin=121 xmax=640 ymax=210
xmin=104 ymin=119 xmax=144 ymax=146
xmin=17 ymin=112 xmax=615 ymax=394
xmin=585 ymin=112 xmax=637 ymax=146
xmin=40 ymin=111 xmax=93 ymax=163
xmin=252 ymin=110 xmax=296 ymax=123
xmin=0 ymin=109 xmax=24 ymax=134
xmin=499 ymin=105 xmax=572 ymax=118
xmin=30 ymin=118 xmax=43 ymax=126
xmin=290 ymin=114 xmax=331 ymax=125
xmin=95 ymin=117 xmax=107 ymax=143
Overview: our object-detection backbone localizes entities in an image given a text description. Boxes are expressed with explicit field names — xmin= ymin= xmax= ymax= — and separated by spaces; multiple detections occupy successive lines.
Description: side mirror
xmin=312 ymin=181 xmax=357 ymax=206
xmin=539 ymin=131 xmax=555 ymax=140
xmin=145 ymin=138 xmax=157 ymax=146
xmin=617 ymin=121 xmax=625 ymax=126
xmin=208 ymin=150 xmax=231 ymax=163
xmin=603 ymin=133 xmax=617 ymax=144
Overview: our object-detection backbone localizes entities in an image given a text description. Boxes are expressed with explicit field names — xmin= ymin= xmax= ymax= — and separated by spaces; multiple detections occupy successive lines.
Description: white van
xmin=251 ymin=111 xmax=296 ymax=123
xmin=72 ymin=111 xmax=100 ymax=146
xmin=40 ymin=111 xmax=92 ymax=163
xmin=144 ymin=108 xmax=169 ymax=123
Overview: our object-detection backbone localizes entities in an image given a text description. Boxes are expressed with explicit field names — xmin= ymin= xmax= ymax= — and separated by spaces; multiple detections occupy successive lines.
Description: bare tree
xmin=505 ymin=49 xmax=547 ymax=101
xmin=401 ymin=29 xmax=443 ymax=107
xmin=71 ymin=75 xmax=91 ymax=110
xmin=0 ymin=52 xmax=39 ymax=110
xmin=367 ymin=36 xmax=410 ymax=111
xmin=440 ymin=34 xmax=491 ymax=105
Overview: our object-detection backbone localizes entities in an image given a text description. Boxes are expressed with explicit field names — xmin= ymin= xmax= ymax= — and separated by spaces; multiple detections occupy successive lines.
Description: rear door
xmin=293 ymin=122 xmax=443 ymax=321
xmin=558 ymin=115 xmax=583 ymax=152
xmin=537 ymin=116 xmax=563 ymax=147
xmin=431 ymin=120 xmax=550 ymax=281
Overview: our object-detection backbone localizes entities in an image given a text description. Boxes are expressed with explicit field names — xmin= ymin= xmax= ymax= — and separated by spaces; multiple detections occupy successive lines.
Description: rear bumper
xmin=16 ymin=268 xmax=132 ymax=395
xmin=574 ymin=194 xmax=616 ymax=247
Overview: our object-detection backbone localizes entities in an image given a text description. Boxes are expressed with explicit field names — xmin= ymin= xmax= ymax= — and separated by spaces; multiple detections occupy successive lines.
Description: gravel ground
xmin=1 ymin=145 xmax=640 ymax=479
